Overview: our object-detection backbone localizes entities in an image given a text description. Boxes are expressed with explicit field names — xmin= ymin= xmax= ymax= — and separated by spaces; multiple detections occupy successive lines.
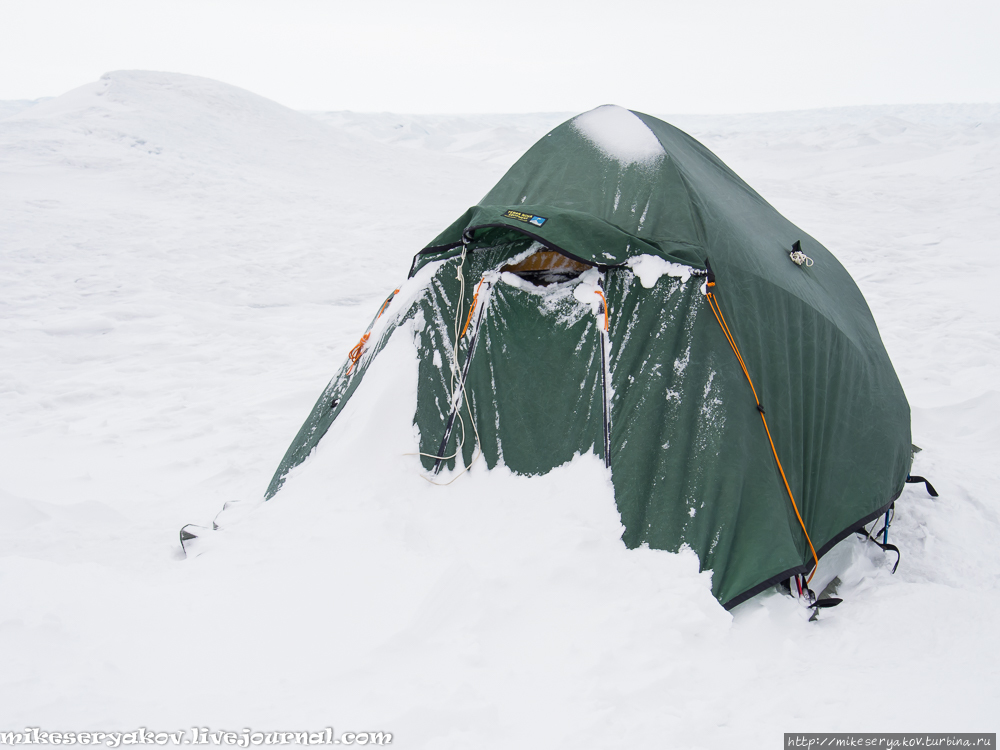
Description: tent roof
xmin=415 ymin=105 xmax=876 ymax=353
xmin=416 ymin=105 xmax=766 ymax=264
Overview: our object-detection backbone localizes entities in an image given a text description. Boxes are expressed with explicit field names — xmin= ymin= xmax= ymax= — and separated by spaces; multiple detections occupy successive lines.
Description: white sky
xmin=1 ymin=0 xmax=997 ymax=113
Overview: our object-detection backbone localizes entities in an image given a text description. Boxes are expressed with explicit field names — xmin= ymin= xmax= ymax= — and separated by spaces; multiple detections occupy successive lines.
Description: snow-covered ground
xmin=1 ymin=71 xmax=997 ymax=744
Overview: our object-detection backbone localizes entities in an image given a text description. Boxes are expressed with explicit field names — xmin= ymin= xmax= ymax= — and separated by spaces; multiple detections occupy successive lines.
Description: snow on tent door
xmin=413 ymin=242 xmax=608 ymax=475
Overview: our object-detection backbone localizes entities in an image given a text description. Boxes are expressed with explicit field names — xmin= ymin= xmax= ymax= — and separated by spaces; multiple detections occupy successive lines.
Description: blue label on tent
xmin=502 ymin=209 xmax=547 ymax=227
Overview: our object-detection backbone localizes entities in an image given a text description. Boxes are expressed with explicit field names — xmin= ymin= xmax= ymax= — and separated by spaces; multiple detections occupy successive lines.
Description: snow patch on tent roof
xmin=571 ymin=105 xmax=665 ymax=166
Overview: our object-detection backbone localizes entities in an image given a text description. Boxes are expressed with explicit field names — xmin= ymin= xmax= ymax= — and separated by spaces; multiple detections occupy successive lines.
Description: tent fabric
xmin=265 ymin=106 xmax=911 ymax=609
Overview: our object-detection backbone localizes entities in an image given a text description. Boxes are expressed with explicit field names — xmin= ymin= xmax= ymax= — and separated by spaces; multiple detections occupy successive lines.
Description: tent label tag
xmin=502 ymin=209 xmax=547 ymax=227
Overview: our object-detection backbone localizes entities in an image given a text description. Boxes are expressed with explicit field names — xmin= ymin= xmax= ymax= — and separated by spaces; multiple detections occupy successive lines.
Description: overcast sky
xmin=2 ymin=0 xmax=997 ymax=113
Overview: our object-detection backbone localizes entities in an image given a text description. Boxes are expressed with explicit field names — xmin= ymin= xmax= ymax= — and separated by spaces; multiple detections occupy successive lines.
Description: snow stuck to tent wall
xmin=626 ymin=253 xmax=694 ymax=286
xmin=570 ymin=104 xmax=665 ymax=166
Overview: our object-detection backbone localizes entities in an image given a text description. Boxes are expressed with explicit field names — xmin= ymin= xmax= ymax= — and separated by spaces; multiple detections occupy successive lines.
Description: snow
xmin=2 ymin=71 xmax=999 ymax=742
xmin=626 ymin=253 xmax=694 ymax=286
xmin=570 ymin=104 xmax=665 ymax=166
xmin=0 ymin=97 xmax=50 ymax=121
xmin=570 ymin=267 xmax=607 ymax=319
xmin=306 ymin=111 xmax=571 ymax=166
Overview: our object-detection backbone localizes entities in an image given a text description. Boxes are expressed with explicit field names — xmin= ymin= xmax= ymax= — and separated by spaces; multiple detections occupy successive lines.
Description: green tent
xmin=265 ymin=105 xmax=911 ymax=609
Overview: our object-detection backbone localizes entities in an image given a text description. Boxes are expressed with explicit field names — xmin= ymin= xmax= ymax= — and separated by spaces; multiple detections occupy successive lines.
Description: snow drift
xmin=1 ymin=72 xmax=998 ymax=744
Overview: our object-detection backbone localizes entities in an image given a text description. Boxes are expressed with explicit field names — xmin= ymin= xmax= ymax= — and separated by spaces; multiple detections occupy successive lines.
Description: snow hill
xmin=1 ymin=72 xmax=998 ymax=744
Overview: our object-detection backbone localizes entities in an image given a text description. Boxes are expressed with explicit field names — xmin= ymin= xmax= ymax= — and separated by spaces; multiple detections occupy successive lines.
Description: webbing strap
xmin=703 ymin=260 xmax=820 ymax=582
xmin=856 ymin=527 xmax=901 ymax=573
xmin=906 ymin=475 xmax=939 ymax=497
xmin=809 ymin=597 xmax=843 ymax=609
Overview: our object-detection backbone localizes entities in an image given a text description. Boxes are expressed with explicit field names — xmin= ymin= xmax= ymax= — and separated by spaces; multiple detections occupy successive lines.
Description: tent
xmin=264 ymin=105 xmax=911 ymax=609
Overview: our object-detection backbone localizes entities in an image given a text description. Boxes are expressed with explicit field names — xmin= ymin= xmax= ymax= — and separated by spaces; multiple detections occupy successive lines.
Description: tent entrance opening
xmin=501 ymin=250 xmax=591 ymax=286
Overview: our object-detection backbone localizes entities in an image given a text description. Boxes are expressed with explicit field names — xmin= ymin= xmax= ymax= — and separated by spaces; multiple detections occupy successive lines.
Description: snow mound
xmin=2 ymin=70 xmax=371 ymax=180
xmin=571 ymin=104 xmax=665 ymax=165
